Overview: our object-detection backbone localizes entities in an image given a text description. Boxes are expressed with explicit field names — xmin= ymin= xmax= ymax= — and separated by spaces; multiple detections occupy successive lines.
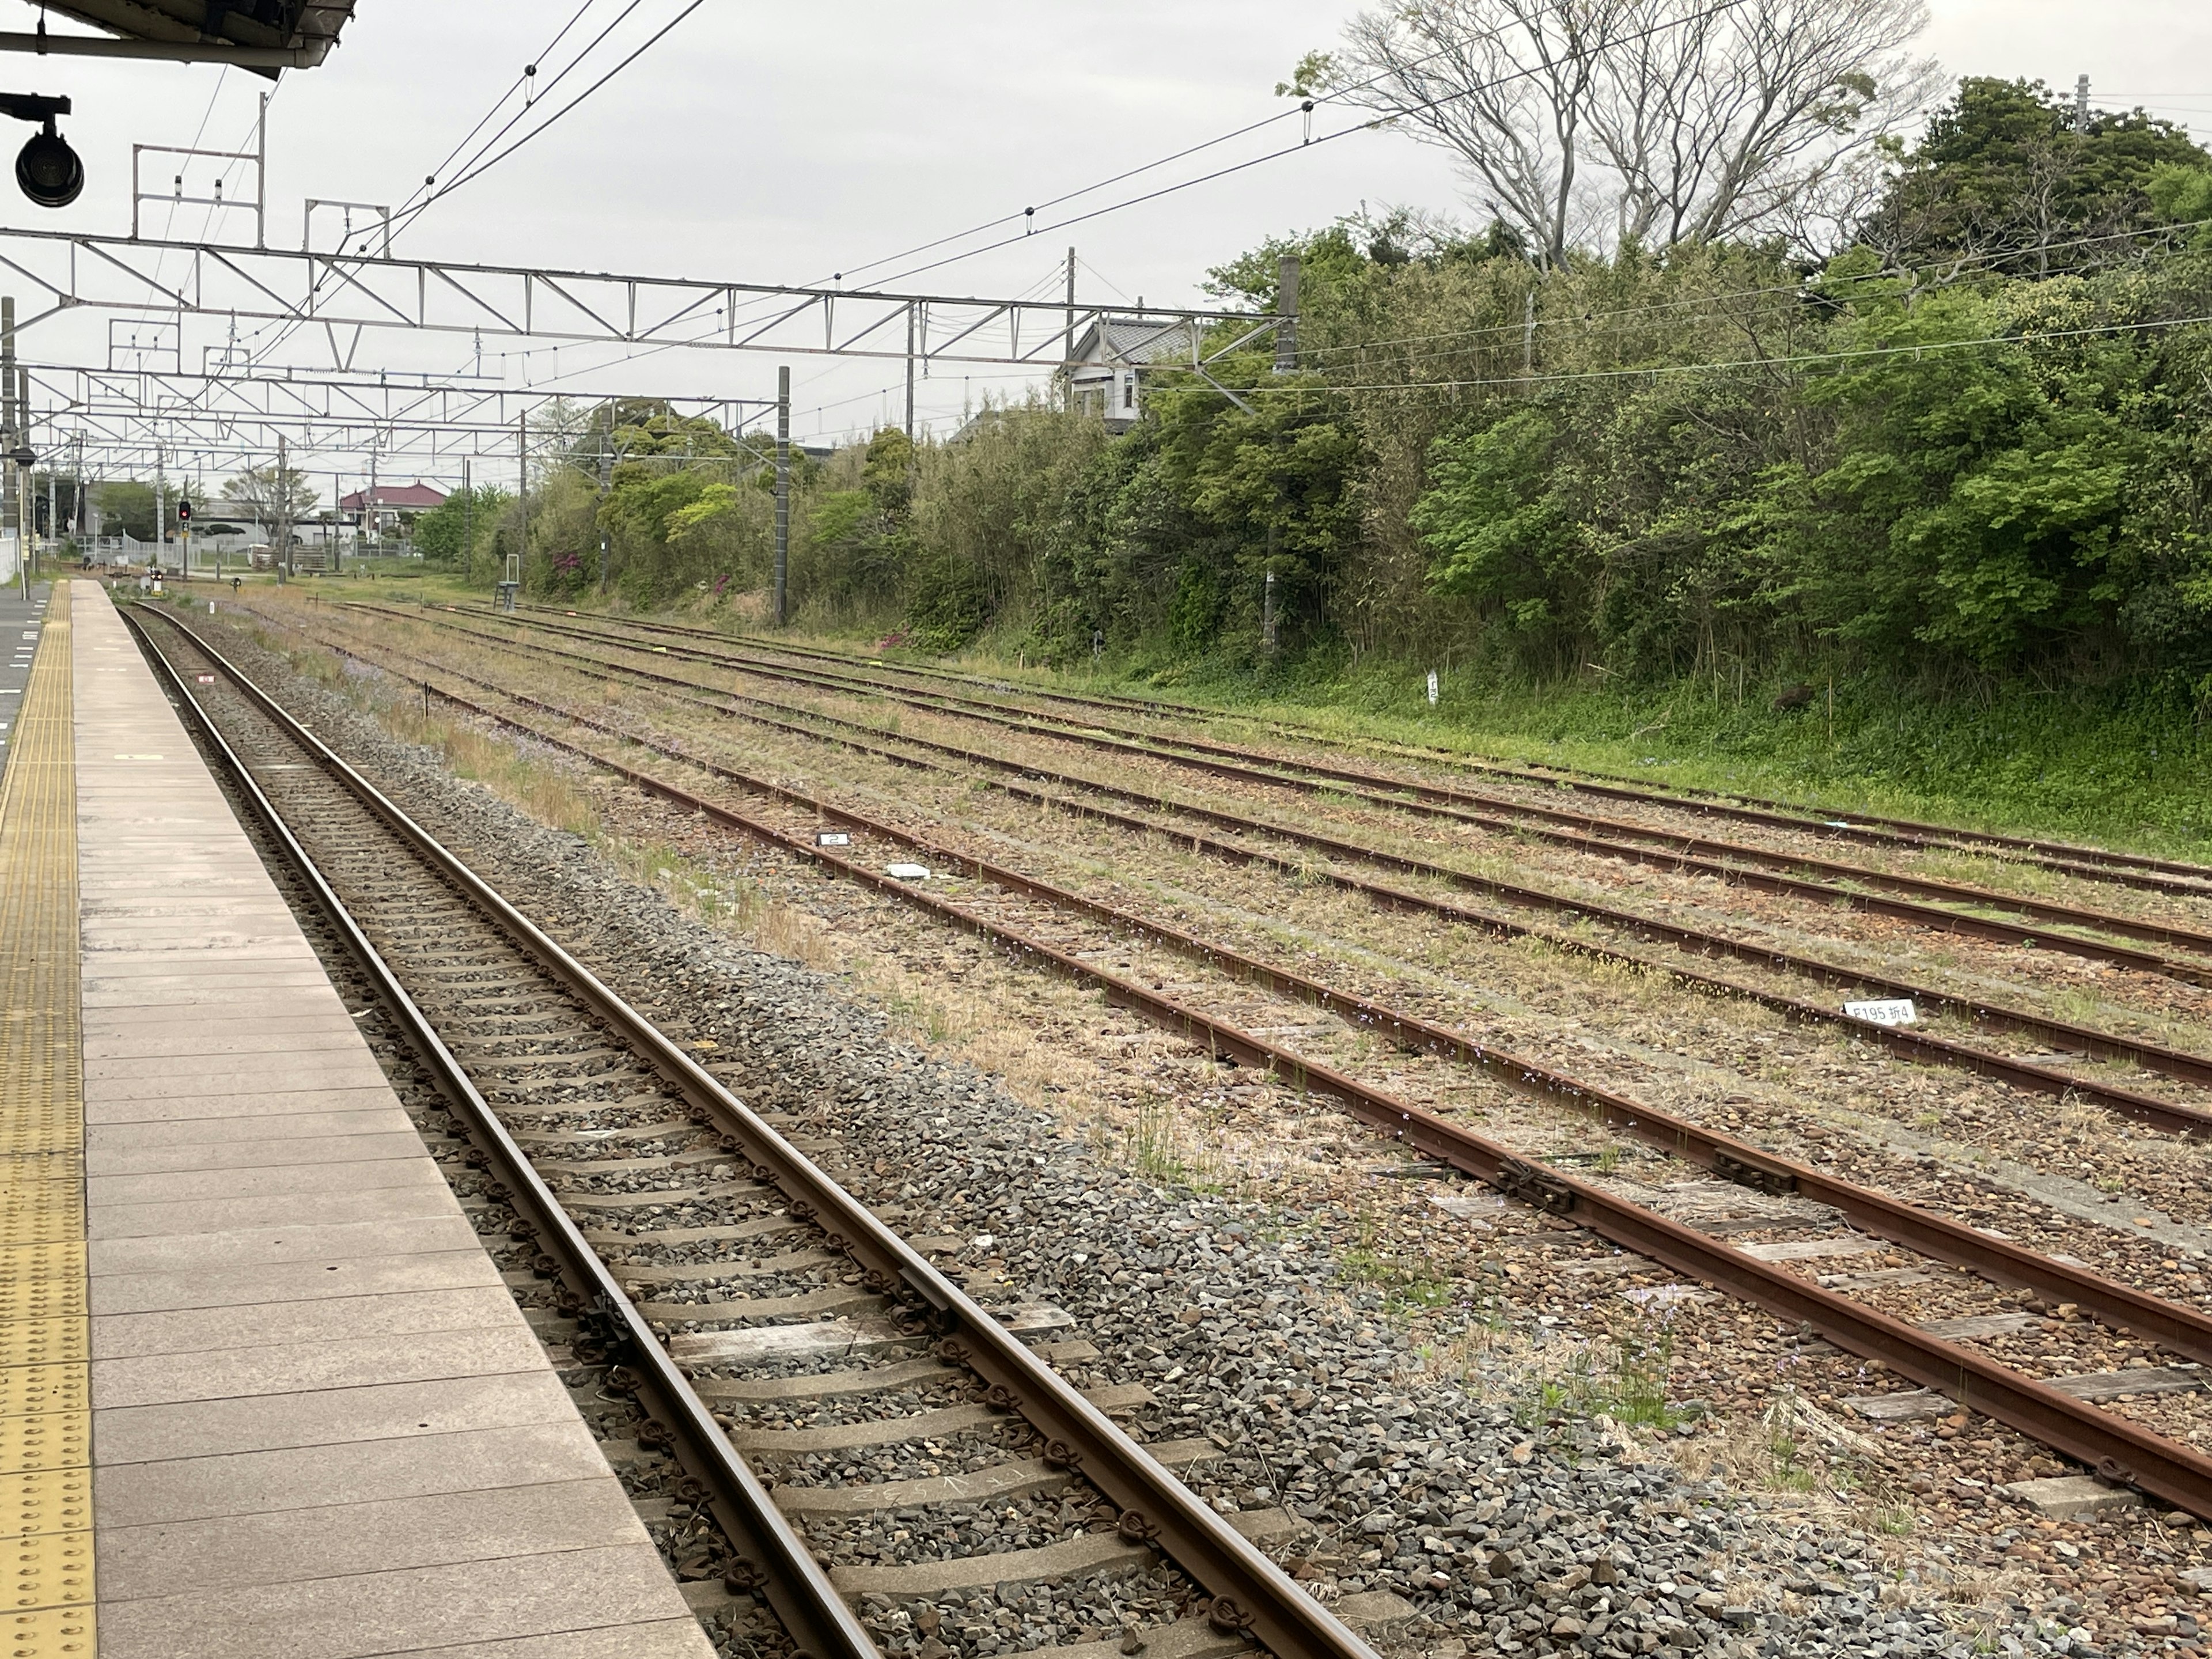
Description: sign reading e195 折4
xmin=1843 ymin=998 xmax=1916 ymax=1027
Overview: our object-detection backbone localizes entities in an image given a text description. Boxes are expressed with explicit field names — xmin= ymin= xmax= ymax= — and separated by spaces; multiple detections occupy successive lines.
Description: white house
xmin=1066 ymin=314 xmax=1197 ymax=431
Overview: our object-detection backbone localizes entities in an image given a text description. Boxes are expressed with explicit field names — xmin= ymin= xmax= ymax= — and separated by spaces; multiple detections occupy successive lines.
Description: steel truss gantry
xmin=17 ymin=365 xmax=785 ymax=478
xmin=0 ymin=225 xmax=1275 ymax=372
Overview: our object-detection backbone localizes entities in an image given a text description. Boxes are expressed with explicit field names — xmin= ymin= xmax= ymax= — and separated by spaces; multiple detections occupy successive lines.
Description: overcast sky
xmin=0 ymin=0 xmax=2206 ymax=495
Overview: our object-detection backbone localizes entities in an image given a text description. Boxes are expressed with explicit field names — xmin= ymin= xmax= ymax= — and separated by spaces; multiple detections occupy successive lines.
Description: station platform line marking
xmin=0 ymin=581 xmax=96 ymax=1658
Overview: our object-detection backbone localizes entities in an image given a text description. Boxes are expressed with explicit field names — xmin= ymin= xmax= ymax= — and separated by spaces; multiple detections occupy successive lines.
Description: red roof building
xmin=339 ymin=481 xmax=448 ymax=513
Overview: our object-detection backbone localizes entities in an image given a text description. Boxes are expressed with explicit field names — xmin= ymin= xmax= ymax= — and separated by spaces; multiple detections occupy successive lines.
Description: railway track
xmin=508 ymin=603 xmax=2212 ymax=899
xmin=459 ymin=606 xmax=2212 ymax=987
xmin=130 ymin=605 xmax=1377 ymax=1659
xmin=201 ymin=599 xmax=2212 ymax=1524
xmin=310 ymin=602 xmax=2212 ymax=1130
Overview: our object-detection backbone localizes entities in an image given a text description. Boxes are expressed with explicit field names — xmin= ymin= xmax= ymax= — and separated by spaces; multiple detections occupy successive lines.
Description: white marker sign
xmin=1844 ymin=998 xmax=1916 ymax=1027
xmin=816 ymin=832 xmax=851 ymax=846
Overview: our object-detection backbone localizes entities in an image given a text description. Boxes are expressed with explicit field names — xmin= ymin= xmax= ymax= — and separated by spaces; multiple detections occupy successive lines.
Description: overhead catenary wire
xmin=238 ymin=1 xmax=668 ymax=369
xmin=1194 ymin=301 xmax=2212 ymax=402
xmin=380 ymin=0 xmax=704 ymax=245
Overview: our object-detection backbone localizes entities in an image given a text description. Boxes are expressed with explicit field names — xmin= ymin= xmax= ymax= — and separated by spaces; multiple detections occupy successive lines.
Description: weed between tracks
xmin=213 ymin=603 xmax=2212 ymax=1643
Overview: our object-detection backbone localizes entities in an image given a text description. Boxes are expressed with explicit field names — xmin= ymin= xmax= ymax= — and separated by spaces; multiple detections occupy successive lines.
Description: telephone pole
xmin=513 ymin=412 xmax=528 ymax=594
xmin=275 ymin=433 xmax=291 ymax=584
xmin=904 ymin=302 xmax=916 ymax=441
xmin=773 ymin=365 xmax=790 ymax=627
xmin=3 ymin=296 xmax=16 ymax=587
xmin=597 ymin=403 xmax=613 ymax=596
xmin=2075 ymin=74 xmax=2090 ymax=134
xmin=1062 ymin=248 xmax=1077 ymax=413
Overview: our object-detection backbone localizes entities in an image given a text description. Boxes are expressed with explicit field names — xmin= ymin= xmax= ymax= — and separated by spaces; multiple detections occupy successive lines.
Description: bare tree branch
xmin=1328 ymin=0 xmax=1941 ymax=263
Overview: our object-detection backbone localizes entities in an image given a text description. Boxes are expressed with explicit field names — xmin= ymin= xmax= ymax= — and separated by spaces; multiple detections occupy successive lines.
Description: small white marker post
xmin=1426 ymin=669 xmax=1440 ymax=707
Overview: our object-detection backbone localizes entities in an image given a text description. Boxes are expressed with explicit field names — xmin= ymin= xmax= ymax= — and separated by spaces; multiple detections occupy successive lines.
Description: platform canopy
xmin=0 ymin=3 xmax=357 ymax=71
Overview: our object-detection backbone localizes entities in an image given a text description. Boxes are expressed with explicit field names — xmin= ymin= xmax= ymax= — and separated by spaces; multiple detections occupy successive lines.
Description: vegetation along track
xmin=460 ymin=607 xmax=2212 ymax=987
xmin=210 ymin=600 xmax=2212 ymax=1521
xmin=311 ymin=600 xmax=2212 ymax=1129
xmin=509 ymin=605 xmax=2212 ymax=899
xmin=129 ymin=606 xmax=1379 ymax=1659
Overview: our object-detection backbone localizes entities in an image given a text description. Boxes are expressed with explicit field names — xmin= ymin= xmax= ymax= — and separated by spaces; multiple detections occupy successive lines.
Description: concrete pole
xmin=276 ymin=433 xmax=290 ymax=585
xmin=597 ymin=405 xmax=612 ymax=596
xmin=2 ymin=297 xmax=15 ymax=581
xmin=1274 ymin=256 xmax=1301 ymax=374
xmin=1063 ymin=248 xmax=1077 ymax=413
xmin=773 ymin=365 xmax=790 ymax=627
xmin=516 ymin=414 xmax=528 ymax=589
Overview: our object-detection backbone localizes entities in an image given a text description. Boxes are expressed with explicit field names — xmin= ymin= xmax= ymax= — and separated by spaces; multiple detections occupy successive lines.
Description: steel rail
xmin=126 ymin=608 xmax=881 ymax=1659
xmin=300 ymin=604 xmax=2212 ymax=1128
xmin=486 ymin=609 xmax=2212 ymax=986
xmin=210 ymin=609 xmax=2212 ymax=1522
xmin=453 ymin=610 xmax=2212 ymax=999
xmin=696 ymin=624 xmax=2212 ymax=893
xmin=137 ymin=607 xmax=1378 ymax=1659
xmin=511 ymin=605 xmax=2212 ymax=895
xmin=249 ymin=611 xmax=2212 ymax=1372
xmin=678 ymin=633 xmax=2212 ymax=950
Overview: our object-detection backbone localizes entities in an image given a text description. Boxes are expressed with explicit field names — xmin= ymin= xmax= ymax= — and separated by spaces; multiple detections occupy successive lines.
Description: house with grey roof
xmin=1066 ymin=314 xmax=1197 ymax=431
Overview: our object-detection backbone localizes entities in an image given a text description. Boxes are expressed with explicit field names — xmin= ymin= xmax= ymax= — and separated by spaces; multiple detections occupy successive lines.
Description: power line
xmin=1207 ymin=304 xmax=2212 ymax=400
xmin=382 ymin=0 xmax=704 ymax=244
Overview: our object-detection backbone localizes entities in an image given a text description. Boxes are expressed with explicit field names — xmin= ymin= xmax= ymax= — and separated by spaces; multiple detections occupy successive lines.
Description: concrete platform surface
xmin=68 ymin=583 xmax=714 ymax=1659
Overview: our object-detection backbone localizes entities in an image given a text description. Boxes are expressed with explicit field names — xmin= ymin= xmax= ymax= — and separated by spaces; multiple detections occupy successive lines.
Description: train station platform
xmin=0 ymin=579 xmax=715 ymax=1659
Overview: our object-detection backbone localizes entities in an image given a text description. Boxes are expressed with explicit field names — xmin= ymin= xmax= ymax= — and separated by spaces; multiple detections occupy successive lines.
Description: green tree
xmin=414 ymin=485 xmax=512 ymax=566
xmin=1865 ymin=78 xmax=2212 ymax=279
xmin=94 ymin=480 xmax=157 ymax=540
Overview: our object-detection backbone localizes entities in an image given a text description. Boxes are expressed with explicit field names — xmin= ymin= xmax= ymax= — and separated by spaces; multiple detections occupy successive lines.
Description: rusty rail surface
xmin=510 ymin=603 xmax=2212 ymax=897
xmin=326 ymin=602 xmax=2212 ymax=1127
xmin=483 ymin=608 xmax=2212 ymax=984
xmin=255 ymin=607 xmax=2212 ymax=1523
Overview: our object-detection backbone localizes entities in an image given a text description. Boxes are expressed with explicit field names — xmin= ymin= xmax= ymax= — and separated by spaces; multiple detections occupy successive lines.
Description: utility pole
xmin=514 ymin=412 xmax=528 ymax=593
xmin=1523 ymin=288 xmax=1537 ymax=384
xmin=275 ymin=433 xmax=290 ymax=585
xmin=597 ymin=403 xmax=612 ymax=596
xmin=773 ymin=365 xmax=790 ymax=627
xmin=1063 ymin=248 xmax=1077 ymax=413
xmin=461 ymin=455 xmax=471 ymax=580
xmin=904 ymin=302 xmax=916 ymax=441
xmin=2 ymin=296 xmax=15 ymax=590
xmin=2075 ymin=74 xmax=2090 ymax=134
xmin=16 ymin=368 xmax=30 ymax=582
xmin=1274 ymin=255 xmax=1301 ymax=374
xmin=154 ymin=447 xmax=166 ymax=575
xmin=366 ymin=446 xmax=378 ymax=559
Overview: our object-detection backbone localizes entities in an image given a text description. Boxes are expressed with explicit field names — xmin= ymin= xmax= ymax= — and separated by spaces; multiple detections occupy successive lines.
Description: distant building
xmin=1066 ymin=315 xmax=1197 ymax=431
xmin=339 ymin=480 xmax=448 ymax=541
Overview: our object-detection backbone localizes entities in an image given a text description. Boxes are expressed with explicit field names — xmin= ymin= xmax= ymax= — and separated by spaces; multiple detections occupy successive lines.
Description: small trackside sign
xmin=816 ymin=832 xmax=851 ymax=847
xmin=1844 ymin=998 xmax=1916 ymax=1026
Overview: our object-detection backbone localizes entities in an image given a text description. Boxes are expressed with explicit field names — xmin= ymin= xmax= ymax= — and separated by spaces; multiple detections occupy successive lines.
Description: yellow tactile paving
xmin=0 ymin=582 xmax=94 ymax=1658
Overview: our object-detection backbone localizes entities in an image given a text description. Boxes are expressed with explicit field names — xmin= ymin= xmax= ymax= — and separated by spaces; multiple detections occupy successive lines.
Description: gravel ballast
xmin=185 ymin=603 xmax=2202 ymax=1659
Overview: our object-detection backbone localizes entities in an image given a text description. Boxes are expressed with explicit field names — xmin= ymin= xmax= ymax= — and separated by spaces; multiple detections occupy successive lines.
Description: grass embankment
xmin=839 ymin=629 xmax=2212 ymax=861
